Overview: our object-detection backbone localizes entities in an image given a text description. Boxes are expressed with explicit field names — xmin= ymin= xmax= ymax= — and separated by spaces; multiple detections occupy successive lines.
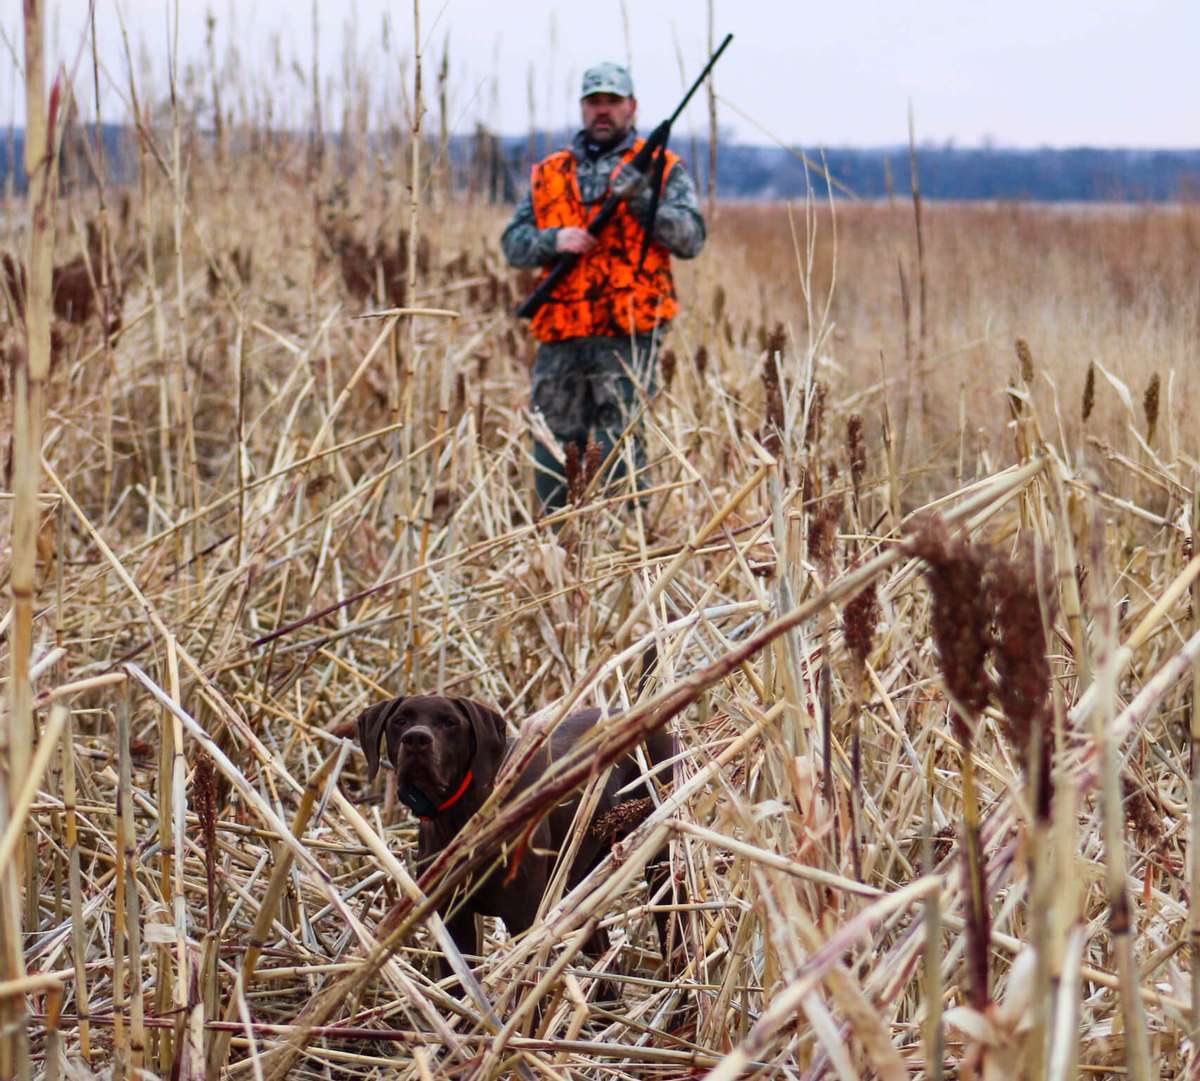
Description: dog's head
xmin=356 ymin=695 xmax=508 ymax=815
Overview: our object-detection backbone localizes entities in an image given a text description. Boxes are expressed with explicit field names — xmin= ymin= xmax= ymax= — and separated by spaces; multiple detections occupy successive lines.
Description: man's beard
xmin=586 ymin=122 xmax=627 ymax=150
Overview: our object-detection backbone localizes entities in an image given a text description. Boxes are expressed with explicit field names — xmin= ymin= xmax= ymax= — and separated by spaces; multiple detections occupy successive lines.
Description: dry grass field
xmin=3 ymin=31 xmax=1200 ymax=1081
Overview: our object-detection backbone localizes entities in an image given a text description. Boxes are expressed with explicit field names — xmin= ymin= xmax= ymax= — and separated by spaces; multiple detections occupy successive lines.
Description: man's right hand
xmin=555 ymin=228 xmax=597 ymax=254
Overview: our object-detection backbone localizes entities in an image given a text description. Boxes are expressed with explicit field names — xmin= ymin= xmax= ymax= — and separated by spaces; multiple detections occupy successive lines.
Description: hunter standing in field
xmin=502 ymin=62 xmax=706 ymax=514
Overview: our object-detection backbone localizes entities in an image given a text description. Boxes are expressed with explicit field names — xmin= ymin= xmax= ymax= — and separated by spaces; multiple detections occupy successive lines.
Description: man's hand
xmin=555 ymin=227 xmax=597 ymax=254
xmin=611 ymin=163 xmax=649 ymax=202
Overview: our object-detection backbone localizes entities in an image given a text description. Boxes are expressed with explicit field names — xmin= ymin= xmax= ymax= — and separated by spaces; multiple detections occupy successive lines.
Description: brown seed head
xmin=1121 ymin=772 xmax=1158 ymax=842
xmin=807 ymin=496 xmax=839 ymax=579
xmin=591 ymin=796 xmax=655 ymax=840
xmin=804 ymin=381 xmax=827 ymax=449
xmin=905 ymin=513 xmax=995 ymax=730
xmin=1082 ymin=362 xmax=1095 ymax=422
xmin=847 ymin=413 xmax=867 ymax=495
xmin=1143 ymin=372 xmax=1160 ymax=443
xmin=694 ymin=344 xmax=709 ymax=376
xmin=564 ymin=442 xmax=583 ymax=504
xmin=761 ymin=352 xmax=785 ymax=456
xmin=1015 ymin=338 xmax=1034 ymax=384
xmin=842 ymin=582 xmax=880 ymax=671
xmin=766 ymin=320 xmax=787 ymax=358
xmin=661 ymin=348 xmax=677 ymax=389
xmin=801 ymin=466 xmax=816 ymax=508
xmin=193 ymin=753 xmax=220 ymax=923
xmin=582 ymin=437 xmax=603 ymax=492
xmin=987 ymin=544 xmax=1054 ymax=760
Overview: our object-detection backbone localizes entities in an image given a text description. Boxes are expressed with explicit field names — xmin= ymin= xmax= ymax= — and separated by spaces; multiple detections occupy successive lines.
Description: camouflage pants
xmin=530 ymin=333 xmax=658 ymax=514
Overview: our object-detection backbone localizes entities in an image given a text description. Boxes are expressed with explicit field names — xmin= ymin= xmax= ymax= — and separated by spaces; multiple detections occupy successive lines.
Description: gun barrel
xmin=668 ymin=33 xmax=734 ymax=126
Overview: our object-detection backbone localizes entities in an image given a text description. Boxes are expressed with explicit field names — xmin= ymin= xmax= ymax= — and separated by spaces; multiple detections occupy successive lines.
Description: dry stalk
xmin=1084 ymin=486 xmax=1153 ymax=1081
xmin=1183 ymin=484 xmax=1200 ymax=1080
xmin=4 ymin=7 xmax=58 ymax=1075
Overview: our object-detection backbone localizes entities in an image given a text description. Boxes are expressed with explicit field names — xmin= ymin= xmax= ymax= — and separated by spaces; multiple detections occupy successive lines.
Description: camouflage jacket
xmin=501 ymin=129 xmax=707 ymax=268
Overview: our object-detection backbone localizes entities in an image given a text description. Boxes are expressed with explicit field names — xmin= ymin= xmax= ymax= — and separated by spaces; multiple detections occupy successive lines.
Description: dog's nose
xmin=401 ymin=726 xmax=433 ymax=750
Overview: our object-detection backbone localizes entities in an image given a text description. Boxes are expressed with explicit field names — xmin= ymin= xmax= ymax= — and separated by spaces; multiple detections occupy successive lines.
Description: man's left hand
xmin=611 ymin=163 xmax=649 ymax=202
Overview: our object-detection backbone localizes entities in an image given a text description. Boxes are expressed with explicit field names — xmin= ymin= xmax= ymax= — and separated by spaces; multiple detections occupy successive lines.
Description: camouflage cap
xmin=580 ymin=62 xmax=634 ymax=99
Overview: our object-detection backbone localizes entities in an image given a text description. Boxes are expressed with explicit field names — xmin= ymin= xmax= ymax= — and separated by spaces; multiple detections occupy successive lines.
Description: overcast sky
xmin=1 ymin=0 xmax=1196 ymax=148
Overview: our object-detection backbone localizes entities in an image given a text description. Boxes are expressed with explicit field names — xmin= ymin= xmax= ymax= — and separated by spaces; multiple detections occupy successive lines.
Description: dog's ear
xmin=356 ymin=698 xmax=403 ymax=782
xmin=451 ymin=698 xmax=508 ymax=781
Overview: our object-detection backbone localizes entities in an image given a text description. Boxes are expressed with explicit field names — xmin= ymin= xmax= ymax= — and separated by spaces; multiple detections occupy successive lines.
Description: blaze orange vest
xmin=529 ymin=139 xmax=680 ymax=342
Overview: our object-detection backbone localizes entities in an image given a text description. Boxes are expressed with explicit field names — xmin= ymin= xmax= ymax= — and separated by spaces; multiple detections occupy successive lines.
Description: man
xmin=502 ymin=62 xmax=706 ymax=514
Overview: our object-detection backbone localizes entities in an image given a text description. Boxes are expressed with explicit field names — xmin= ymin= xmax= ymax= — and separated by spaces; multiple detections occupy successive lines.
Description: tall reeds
xmin=1 ymin=11 xmax=1197 ymax=1079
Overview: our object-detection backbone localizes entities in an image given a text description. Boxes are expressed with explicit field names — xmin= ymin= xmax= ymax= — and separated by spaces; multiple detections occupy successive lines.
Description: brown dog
xmin=356 ymin=695 xmax=677 ymax=990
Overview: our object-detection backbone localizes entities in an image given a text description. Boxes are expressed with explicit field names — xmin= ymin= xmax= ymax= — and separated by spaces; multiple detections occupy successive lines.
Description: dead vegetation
xmin=2 ymin=11 xmax=1200 ymax=1081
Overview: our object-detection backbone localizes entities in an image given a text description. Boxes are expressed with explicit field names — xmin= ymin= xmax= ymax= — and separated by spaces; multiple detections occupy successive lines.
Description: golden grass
xmin=2 ymin=74 xmax=1200 ymax=1081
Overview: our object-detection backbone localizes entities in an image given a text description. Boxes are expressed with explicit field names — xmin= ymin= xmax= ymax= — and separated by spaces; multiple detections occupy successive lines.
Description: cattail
xmin=1082 ymin=361 xmax=1095 ymax=422
xmin=582 ymin=437 xmax=603 ymax=492
xmin=1143 ymin=372 xmax=1160 ymax=445
xmin=801 ymin=465 xmax=816 ymax=508
xmin=1119 ymin=773 xmax=1157 ymax=845
xmin=591 ymin=796 xmax=654 ymax=840
xmin=332 ymin=229 xmax=373 ymax=300
xmin=661 ymin=348 xmax=677 ymax=390
xmin=909 ymin=517 xmax=994 ymax=1013
xmin=842 ymin=582 xmax=880 ymax=673
xmin=694 ymin=344 xmax=709 ymax=376
xmin=987 ymin=545 xmax=1054 ymax=821
xmin=765 ymin=320 xmax=786 ymax=359
xmin=847 ymin=413 xmax=866 ymax=497
xmin=760 ymin=352 xmax=784 ymax=456
xmin=807 ymin=496 xmax=839 ymax=580
xmin=1015 ymin=338 xmax=1034 ymax=384
xmin=193 ymin=753 xmax=219 ymax=930
xmin=804 ymin=381 xmax=826 ymax=449
xmin=843 ymin=581 xmax=880 ymax=884
xmin=564 ymin=442 xmax=583 ymax=504
xmin=713 ymin=283 xmax=726 ymax=322
xmin=52 ymin=257 xmax=95 ymax=323
xmin=905 ymin=514 xmax=994 ymax=723
xmin=987 ymin=548 xmax=1052 ymax=743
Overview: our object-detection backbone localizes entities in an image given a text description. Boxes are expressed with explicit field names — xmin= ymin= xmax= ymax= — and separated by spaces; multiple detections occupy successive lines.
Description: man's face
xmin=581 ymin=93 xmax=637 ymax=146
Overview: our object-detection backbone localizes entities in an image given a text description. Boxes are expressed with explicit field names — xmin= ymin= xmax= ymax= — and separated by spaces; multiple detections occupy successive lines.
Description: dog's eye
xmin=435 ymin=715 xmax=455 ymax=728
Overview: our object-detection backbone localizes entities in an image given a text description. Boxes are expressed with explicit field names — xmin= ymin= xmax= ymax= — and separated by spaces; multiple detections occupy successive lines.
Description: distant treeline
xmin=2 ymin=123 xmax=1196 ymax=203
